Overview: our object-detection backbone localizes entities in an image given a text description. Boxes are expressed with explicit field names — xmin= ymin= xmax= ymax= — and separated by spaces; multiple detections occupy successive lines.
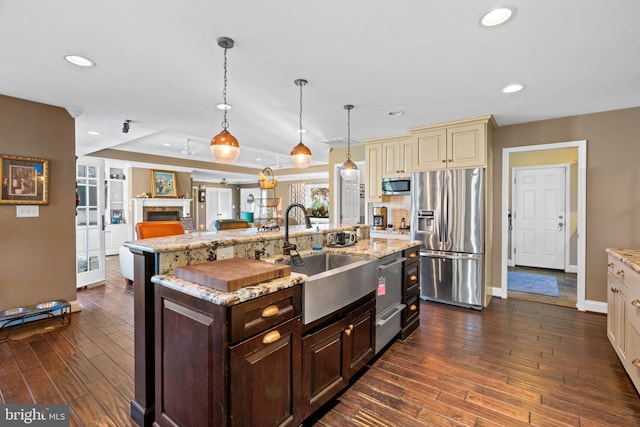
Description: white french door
xmin=76 ymin=157 xmax=106 ymax=288
xmin=513 ymin=166 xmax=567 ymax=270
xmin=205 ymin=188 xmax=232 ymax=229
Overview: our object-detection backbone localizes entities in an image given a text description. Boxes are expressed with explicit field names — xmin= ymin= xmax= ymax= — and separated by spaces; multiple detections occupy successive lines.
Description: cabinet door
xmin=301 ymin=317 xmax=350 ymax=418
xmin=345 ymin=299 xmax=375 ymax=374
xmin=608 ymin=272 xmax=628 ymax=362
xmin=382 ymin=138 xmax=414 ymax=177
xmin=229 ymin=316 xmax=302 ymax=427
xmin=365 ymin=142 xmax=383 ymax=202
xmin=413 ymin=128 xmax=447 ymax=171
xmin=447 ymin=123 xmax=485 ymax=168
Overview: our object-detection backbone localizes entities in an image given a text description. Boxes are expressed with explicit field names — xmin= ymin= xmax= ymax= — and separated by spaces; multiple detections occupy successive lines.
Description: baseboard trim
xmin=70 ymin=300 xmax=81 ymax=313
xmin=584 ymin=300 xmax=607 ymax=314
xmin=566 ymin=264 xmax=578 ymax=274
xmin=491 ymin=286 xmax=507 ymax=298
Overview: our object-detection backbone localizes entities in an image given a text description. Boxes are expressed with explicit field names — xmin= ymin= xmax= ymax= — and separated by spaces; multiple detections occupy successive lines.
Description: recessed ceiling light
xmin=502 ymin=83 xmax=524 ymax=93
xmin=217 ymin=103 xmax=232 ymax=110
xmin=387 ymin=111 xmax=404 ymax=116
xmin=255 ymin=158 xmax=262 ymax=162
xmin=87 ymin=131 xmax=101 ymax=136
xmin=481 ymin=7 xmax=514 ymax=27
xmin=163 ymin=143 xmax=171 ymax=146
xmin=63 ymin=55 xmax=96 ymax=67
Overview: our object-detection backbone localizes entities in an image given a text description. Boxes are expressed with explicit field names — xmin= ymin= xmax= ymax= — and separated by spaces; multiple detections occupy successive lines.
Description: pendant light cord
xmin=222 ymin=47 xmax=229 ymax=130
xmin=298 ymin=81 xmax=303 ymax=144
xmin=347 ymin=107 xmax=351 ymax=160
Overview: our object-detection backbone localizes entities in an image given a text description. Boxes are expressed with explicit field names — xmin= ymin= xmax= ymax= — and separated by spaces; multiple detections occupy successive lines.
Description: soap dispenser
xmin=312 ymin=226 xmax=322 ymax=250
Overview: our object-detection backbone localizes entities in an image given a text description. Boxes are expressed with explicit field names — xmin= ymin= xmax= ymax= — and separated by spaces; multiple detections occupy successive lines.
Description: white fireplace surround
xmin=133 ymin=198 xmax=192 ymax=225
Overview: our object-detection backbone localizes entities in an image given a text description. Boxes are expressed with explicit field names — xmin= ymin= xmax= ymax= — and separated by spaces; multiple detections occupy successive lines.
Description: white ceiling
xmin=1 ymin=1 xmax=639 ymax=183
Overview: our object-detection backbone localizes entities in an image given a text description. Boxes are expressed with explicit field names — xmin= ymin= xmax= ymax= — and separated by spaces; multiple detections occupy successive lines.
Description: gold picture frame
xmin=0 ymin=154 xmax=49 ymax=204
xmin=150 ymin=169 xmax=178 ymax=198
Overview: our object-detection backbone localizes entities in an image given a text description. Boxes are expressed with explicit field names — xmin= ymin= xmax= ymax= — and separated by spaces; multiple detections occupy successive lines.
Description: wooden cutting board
xmin=174 ymin=258 xmax=291 ymax=292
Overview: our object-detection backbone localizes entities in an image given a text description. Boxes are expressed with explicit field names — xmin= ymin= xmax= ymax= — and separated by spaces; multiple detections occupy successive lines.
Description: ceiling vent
xmin=321 ymin=137 xmax=362 ymax=148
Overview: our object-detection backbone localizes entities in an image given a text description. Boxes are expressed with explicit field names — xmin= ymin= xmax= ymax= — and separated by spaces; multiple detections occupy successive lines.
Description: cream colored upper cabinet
xmin=365 ymin=142 xmax=383 ymax=202
xmin=411 ymin=116 xmax=495 ymax=170
xmin=382 ymin=137 xmax=414 ymax=178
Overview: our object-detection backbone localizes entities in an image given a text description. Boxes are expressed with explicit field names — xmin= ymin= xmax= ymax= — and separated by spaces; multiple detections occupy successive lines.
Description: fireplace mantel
xmin=133 ymin=198 xmax=192 ymax=225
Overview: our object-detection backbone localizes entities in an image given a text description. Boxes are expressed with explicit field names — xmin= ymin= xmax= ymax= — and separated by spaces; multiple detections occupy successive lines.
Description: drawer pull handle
xmin=409 ymin=253 xmax=417 ymax=258
xmin=633 ymin=359 xmax=640 ymax=368
xmin=410 ymin=275 xmax=418 ymax=281
xmin=262 ymin=330 xmax=281 ymax=344
xmin=344 ymin=324 xmax=354 ymax=336
xmin=631 ymin=300 xmax=640 ymax=308
xmin=617 ymin=270 xmax=625 ymax=277
xmin=261 ymin=305 xmax=280 ymax=318
xmin=608 ymin=263 xmax=614 ymax=268
xmin=409 ymin=304 xmax=417 ymax=311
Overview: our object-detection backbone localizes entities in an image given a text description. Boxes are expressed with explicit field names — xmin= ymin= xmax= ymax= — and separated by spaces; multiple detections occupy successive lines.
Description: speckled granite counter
xmin=152 ymin=237 xmax=420 ymax=306
xmin=606 ymin=248 xmax=640 ymax=274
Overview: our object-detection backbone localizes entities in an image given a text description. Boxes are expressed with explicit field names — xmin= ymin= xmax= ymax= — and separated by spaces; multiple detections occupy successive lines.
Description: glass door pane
xmin=76 ymin=157 xmax=105 ymax=288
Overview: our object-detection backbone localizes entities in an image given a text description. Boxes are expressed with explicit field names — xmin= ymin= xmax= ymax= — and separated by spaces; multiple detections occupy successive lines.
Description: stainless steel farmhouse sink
xmin=282 ymin=252 xmax=378 ymax=324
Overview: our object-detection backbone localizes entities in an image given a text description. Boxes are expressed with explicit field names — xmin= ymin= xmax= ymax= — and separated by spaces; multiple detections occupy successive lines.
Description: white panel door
xmin=514 ymin=167 xmax=566 ymax=269
xmin=76 ymin=158 xmax=106 ymax=288
xmin=205 ymin=188 xmax=232 ymax=228
xmin=340 ymin=169 xmax=360 ymax=224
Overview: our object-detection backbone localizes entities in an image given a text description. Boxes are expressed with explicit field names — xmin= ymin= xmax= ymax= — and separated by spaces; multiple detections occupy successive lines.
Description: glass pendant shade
xmin=291 ymin=79 xmax=312 ymax=168
xmin=340 ymin=159 xmax=359 ymax=180
xmin=290 ymin=142 xmax=312 ymax=168
xmin=210 ymin=130 xmax=240 ymax=163
xmin=340 ymin=104 xmax=358 ymax=180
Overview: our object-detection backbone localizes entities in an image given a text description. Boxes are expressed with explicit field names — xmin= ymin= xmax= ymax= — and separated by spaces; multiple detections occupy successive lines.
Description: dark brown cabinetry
xmin=301 ymin=296 xmax=375 ymax=418
xmin=401 ymin=246 xmax=420 ymax=339
xmin=154 ymin=285 xmax=302 ymax=427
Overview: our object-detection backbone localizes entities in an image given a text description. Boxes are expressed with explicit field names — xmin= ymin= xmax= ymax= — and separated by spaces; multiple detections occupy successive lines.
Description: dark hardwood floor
xmin=1 ymin=256 xmax=638 ymax=426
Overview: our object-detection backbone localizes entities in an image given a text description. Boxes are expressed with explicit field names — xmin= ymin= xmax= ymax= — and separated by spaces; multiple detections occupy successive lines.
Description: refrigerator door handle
xmin=420 ymin=251 xmax=482 ymax=261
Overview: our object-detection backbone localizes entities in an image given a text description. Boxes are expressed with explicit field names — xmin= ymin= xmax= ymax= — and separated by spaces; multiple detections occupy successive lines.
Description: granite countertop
xmin=125 ymin=224 xmax=366 ymax=253
xmin=606 ymin=248 xmax=640 ymax=274
xmin=152 ymin=237 xmax=421 ymax=307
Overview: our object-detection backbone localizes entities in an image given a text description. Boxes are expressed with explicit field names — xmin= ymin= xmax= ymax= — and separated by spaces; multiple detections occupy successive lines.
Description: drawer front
xmin=608 ymin=255 xmax=640 ymax=289
xmin=229 ymin=286 xmax=302 ymax=344
xmin=402 ymin=291 xmax=420 ymax=327
xmin=403 ymin=246 xmax=420 ymax=265
xmin=404 ymin=262 xmax=419 ymax=294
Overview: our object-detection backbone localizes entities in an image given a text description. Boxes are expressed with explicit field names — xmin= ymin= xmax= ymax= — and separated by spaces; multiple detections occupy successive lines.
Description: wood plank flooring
xmin=0 ymin=255 xmax=638 ymax=426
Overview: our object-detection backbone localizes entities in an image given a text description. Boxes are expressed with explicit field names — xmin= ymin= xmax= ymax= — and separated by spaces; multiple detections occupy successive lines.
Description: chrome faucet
xmin=283 ymin=203 xmax=312 ymax=255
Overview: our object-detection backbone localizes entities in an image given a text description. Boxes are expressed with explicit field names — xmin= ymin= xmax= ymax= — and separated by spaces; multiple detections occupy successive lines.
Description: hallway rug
xmin=508 ymin=271 xmax=560 ymax=297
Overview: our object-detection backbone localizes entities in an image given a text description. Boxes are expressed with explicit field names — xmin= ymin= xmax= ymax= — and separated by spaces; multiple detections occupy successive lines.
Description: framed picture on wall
xmin=0 ymin=154 xmax=49 ymax=204
xmin=150 ymin=170 xmax=178 ymax=198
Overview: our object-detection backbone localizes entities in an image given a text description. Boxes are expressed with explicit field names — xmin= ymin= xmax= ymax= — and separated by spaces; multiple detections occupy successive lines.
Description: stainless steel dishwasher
xmin=375 ymin=252 xmax=406 ymax=354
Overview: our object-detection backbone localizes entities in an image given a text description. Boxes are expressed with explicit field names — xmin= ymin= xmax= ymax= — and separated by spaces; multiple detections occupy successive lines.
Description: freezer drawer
xmin=420 ymin=251 xmax=484 ymax=309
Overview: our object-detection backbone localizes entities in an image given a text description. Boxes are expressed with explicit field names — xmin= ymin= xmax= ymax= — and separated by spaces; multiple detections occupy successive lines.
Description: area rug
xmin=507 ymin=271 xmax=560 ymax=297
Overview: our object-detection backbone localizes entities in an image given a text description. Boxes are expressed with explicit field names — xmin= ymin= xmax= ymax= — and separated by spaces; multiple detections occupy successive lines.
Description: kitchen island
xmin=125 ymin=224 xmax=420 ymax=426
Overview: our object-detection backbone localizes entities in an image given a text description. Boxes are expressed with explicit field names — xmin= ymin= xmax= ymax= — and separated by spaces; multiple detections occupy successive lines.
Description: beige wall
xmin=0 ymin=95 xmax=76 ymax=311
xmin=492 ymin=106 xmax=640 ymax=303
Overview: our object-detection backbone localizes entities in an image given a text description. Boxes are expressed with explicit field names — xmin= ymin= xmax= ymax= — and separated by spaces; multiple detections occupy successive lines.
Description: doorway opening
xmin=500 ymin=140 xmax=587 ymax=310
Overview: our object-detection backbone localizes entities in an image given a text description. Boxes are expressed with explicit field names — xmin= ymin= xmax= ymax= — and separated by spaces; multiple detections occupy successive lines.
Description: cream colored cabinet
xmin=411 ymin=120 xmax=489 ymax=171
xmin=365 ymin=142 xmax=383 ymax=202
xmin=381 ymin=137 xmax=414 ymax=178
xmin=606 ymin=251 xmax=640 ymax=393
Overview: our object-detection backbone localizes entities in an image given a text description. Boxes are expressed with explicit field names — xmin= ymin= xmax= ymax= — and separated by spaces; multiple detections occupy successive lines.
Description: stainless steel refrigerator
xmin=411 ymin=168 xmax=485 ymax=309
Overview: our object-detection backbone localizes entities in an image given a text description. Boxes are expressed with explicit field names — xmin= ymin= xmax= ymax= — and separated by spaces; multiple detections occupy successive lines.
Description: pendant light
xmin=290 ymin=78 xmax=312 ymax=168
xmin=210 ymin=37 xmax=240 ymax=164
xmin=340 ymin=104 xmax=359 ymax=180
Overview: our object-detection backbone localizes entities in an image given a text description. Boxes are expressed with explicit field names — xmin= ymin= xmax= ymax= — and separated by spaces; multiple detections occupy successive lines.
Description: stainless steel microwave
xmin=382 ymin=177 xmax=411 ymax=195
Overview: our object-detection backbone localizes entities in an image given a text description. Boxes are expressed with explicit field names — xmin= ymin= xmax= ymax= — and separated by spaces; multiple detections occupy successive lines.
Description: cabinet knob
xmin=442 ymin=160 xmax=446 ymax=163
xmin=633 ymin=359 xmax=640 ymax=368
xmin=608 ymin=262 xmax=614 ymax=268
xmin=631 ymin=300 xmax=640 ymax=308
xmin=610 ymin=286 xmax=617 ymax=293
xmin=344 ymin=324 xmax=354 ymax=336
xmin=262 ymin=330 xmax=281 ymax=344
xmin=617 ymin=270 xmax=625 ymax=277
xmin=410 ymin=275 xmax=417 ymax=281
xmin=261 ymin=305 xmax=280 ymax=318
xmin=409 ymin=253 xmax=417 ymax=258
xmin=448 ymin=159 xmax=453 ymax=162
xmin=409 ymin=304 xmax=417 ymax=311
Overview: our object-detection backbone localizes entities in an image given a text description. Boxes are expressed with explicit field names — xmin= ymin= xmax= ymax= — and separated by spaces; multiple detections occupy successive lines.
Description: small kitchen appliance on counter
xmin=372 ymin=206 xmax=388 ymax=230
